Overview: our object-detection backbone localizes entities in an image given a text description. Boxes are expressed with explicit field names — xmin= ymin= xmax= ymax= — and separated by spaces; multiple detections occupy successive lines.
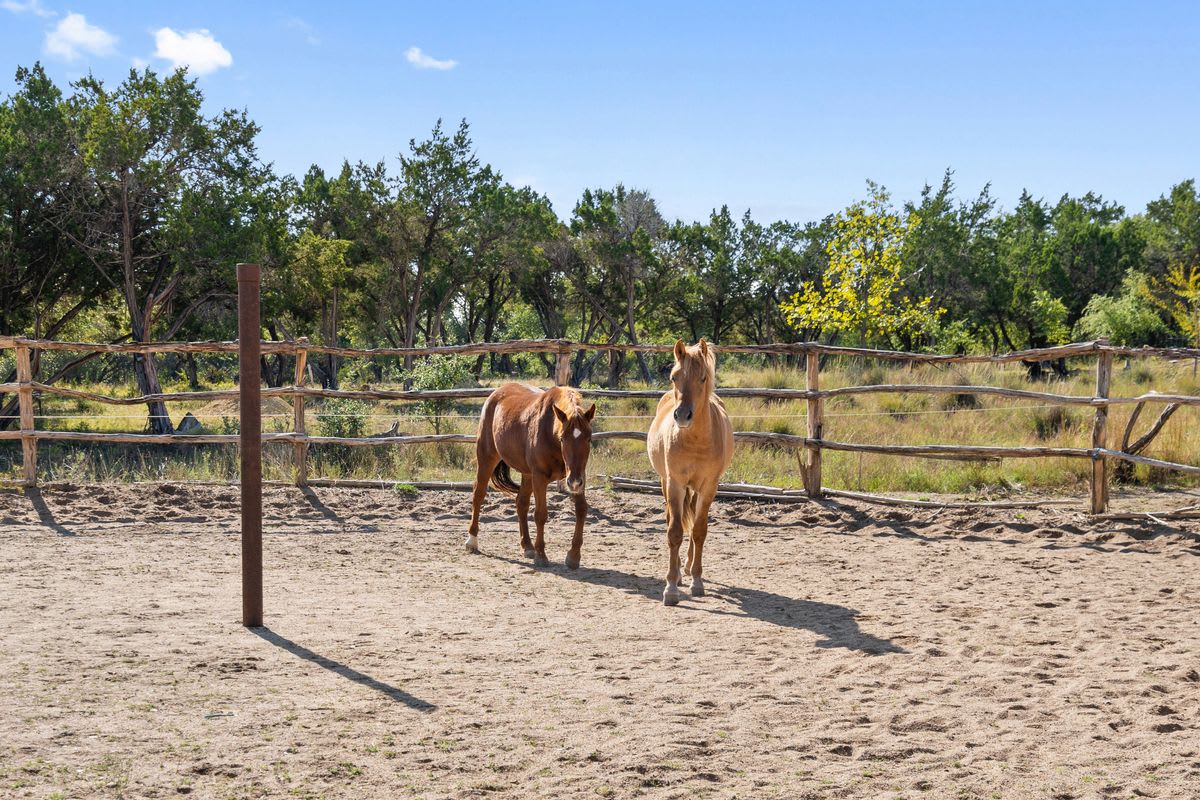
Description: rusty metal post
xmin=237 ymin=263 xmax=263 ymax=627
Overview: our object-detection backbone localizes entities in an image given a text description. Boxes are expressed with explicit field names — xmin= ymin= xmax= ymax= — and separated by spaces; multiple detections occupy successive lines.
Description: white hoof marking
xmin=465 ymin=534 xmax=479 ymax=553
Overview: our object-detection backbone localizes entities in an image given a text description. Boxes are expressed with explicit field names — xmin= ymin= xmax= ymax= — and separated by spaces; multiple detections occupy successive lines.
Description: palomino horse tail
xmin=681 ymin=487 xmax=698 ymax=535
xmin=490 ymin=460 xmax=521 ymax=495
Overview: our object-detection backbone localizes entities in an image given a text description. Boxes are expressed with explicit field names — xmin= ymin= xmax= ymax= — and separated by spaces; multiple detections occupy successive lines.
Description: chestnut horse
xmin=466 ymin=383 xmax=596 ymax=568
xmin=647 ymin=339 xmax=733 ymax=605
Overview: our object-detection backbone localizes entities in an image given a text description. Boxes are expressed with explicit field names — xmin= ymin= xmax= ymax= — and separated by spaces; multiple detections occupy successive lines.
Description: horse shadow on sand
xmin=485 ymin=552 xmax=904 ymax=656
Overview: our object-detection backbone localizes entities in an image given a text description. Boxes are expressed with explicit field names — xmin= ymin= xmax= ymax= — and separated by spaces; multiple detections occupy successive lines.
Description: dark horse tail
xmin=490 ymin=460 xmax=520 ymax=494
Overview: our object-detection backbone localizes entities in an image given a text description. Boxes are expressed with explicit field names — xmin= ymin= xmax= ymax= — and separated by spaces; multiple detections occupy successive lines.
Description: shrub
xmin=315 ymin=398 xmax=371 ymax=473
xmin=315 ymin=398 xmax=370 ymax=439
xmin=940 ymin=376 xmax=980 ymax=410
xmin=405 ymin=355 xmax=475 ymax=434
xmin=860 ymin=366 xmax=888 ymax=386
xmin=1031 ymin=407 xmax=1078 ymax=439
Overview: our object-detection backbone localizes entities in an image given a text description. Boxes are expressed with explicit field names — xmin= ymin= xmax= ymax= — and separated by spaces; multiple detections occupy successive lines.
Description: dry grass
xmin=6 ymin=356 xmax=1200 ymax=495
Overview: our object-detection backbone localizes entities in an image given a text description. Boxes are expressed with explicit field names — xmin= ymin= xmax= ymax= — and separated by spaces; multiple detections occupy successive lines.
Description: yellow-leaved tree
xmin=781 ymin=183 xmax=944 ymax=346
xmin=1143 ymin=261 xmax=1200 ymax=348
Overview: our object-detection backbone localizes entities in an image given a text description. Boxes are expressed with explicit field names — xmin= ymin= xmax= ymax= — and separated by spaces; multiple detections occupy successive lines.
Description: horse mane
xmin=549 ymin=387 xmax=585 ymax=435
xmin=677 ymin=339 xmax=715 ymax=383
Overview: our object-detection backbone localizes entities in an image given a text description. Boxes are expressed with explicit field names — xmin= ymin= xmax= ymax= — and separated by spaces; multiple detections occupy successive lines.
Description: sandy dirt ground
xmin=0 ymin=482 xmax=1198 ymax=800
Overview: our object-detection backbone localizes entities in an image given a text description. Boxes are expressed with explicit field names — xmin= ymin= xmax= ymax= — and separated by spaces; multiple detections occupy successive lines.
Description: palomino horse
xmin=647 ymin=339 xmax=734 ymax=605
xmin=466 ymin=383 xmax=596 ymax=568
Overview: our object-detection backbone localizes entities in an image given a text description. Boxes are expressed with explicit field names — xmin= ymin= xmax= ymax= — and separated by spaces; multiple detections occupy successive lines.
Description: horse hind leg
xmin=517 ymin=478 xmax=535 ymax=559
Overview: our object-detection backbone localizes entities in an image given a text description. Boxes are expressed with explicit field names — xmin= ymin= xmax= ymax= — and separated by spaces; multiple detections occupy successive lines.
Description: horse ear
xmin=674 ymin=339 xmax=687 ymax=360
xmin=583 ymin=403 xmax=596 ymax=421
xmin=552 ymin=404 xmax=568 ymax=426
xmin=699 ymin=338 xmax=710 ymax=356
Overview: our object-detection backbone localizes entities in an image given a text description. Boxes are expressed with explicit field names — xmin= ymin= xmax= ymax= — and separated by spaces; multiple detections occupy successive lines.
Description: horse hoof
xmin=690 ymin=578 xmax=705 ymax=597
xmin=663 ymin=586 xmax=680 ymax=606
xmin=564 ymin=552 xmax=580 ymax=570
xmin=523 ymin=547 xmax=536 ymax=559
xmin=533 ymin=553 xmax=550 ymax=568
xmin=464 ymin=535 xmax=479 ymax=554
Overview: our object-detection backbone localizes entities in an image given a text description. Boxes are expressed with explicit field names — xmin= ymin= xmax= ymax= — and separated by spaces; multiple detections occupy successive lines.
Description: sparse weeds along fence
xmin=4 ymin=333 xmax=1200 ymax=514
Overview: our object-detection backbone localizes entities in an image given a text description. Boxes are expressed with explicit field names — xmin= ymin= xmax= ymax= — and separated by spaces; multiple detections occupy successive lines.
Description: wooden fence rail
xmin=3 ymin=334 xmax=1200 ymax=513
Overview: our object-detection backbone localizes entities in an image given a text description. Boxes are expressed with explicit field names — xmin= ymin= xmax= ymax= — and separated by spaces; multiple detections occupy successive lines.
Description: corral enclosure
xmin=2 ymin=483 xmax=1199 ymax=799
xmin=7 ymin=335 xmax=1200 ymax=515
xmin=4 ymin=325 xmax=1200 ymax=798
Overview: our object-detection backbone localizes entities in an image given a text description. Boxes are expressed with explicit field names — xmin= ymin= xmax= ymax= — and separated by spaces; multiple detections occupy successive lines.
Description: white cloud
xmin=131 ymin=56 xmax=149 ymax=70
xmin=44 ymin=13 xmax=117 ymax=61
xmin=405 ymin=46 xmax=456 ymax=71
xmin=2 ymin=0 xmax=54 ymax=17
xmin=153 ymin=27 xmax=233 ymax=75
xmin=285 ymin=16 xmax=319 ymax=46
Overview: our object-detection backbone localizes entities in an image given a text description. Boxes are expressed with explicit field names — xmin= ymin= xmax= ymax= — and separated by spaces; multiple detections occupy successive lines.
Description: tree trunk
xmin=119 ymin=171 xmax=172 ymax=435
xmin=625 ymin=281 xmax=652 ymax=382
xmin=322 ymin=288 xmax=339 ymax=389
xmin=184 ymin=353 xmax=200 ymax=391
xmin=132 ymin=351 xmax=172 ymax=434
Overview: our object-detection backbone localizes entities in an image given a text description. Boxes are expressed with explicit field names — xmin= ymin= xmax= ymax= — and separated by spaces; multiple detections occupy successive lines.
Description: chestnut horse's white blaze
xmin=646 ymin=339 xmax=734 ymax=605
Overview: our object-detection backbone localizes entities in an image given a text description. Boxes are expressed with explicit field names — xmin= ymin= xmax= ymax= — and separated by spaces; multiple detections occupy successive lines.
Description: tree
xmin=1041 ymin=193 xmax=1142 ymax=324
xmin=902 ymin=171 xmax=1002 ymax=349
xmin=458 ymin=183 xmax=559 ymax=376
xmin=1074 ymin=271 xmax=1168 ymax=347
xmin=571 ymin=185 xmax=666 ymax=384
xmin=667 ymin=206 xmax=755 ymax=345
xmin=268 ymin=230 xmax=353 ymax=387
xmin=0 ymin=64 xmax=108 ymax=427
xmin=389 ymin=119 xmax=495 ymax=367
xmin=781 ymin=183 xmax=942 ymax=346
xmin=55 ymin=67 xmax=271 ymax=433
xmin=1144 ymin=261 xmax=1200 ymax=348
xmin=1143 ymin=180 xmax=1200 ymax=276
xmin=738 ymin=218 xmax=830 ymax=345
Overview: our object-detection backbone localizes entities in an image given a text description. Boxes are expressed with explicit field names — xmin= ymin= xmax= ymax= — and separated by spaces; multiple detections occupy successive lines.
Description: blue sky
xmin=2 ymin=1 xmax=1198 ymax=223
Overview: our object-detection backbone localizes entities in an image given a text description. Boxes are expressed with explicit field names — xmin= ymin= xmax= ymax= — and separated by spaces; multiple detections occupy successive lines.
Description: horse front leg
xmin=465 ymin=449 xmax=498 ymax=554
xmin=688 ymin=488 xmax=715 ymax=597
xmin=663 ymin=480 xmax=687 ymax=606
xmin=683 ymin=489 xmax=698 ymax=575
xmin=531 ymin=477 xmax=550 ymax=567
xmin=517 ymin=478 xmax=534 ymax=559
xmin=565 ymin=491 xmax=585 ymax=570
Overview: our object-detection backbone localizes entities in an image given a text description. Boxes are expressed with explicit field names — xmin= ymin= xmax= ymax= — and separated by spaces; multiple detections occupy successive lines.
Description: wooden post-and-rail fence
xmin=5 ymin=270 xmax=1200 ymax=519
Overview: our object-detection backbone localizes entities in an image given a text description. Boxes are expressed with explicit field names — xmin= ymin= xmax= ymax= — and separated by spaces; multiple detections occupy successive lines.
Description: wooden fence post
xmin=15 ymin=343 xmax=36 ymax=487
xmin=293 ymin=337 xmax=308 ymax=486
xmin=555 ymin=346 xmax=572 ymax=386
xmin=1091 ymin=349 xmax=1113 ymax=514
xmin=804 ymin=350 xmax=823 ymax=497
xmin=237 ymin=263 xmax=263 ymax=628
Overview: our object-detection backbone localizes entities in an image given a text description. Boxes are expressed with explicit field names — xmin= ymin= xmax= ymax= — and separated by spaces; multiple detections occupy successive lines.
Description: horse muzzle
xmin=566 ymin=478 xmax=586 ymax=496
xmin=673 ymin=406 xmax=694 ymax=428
